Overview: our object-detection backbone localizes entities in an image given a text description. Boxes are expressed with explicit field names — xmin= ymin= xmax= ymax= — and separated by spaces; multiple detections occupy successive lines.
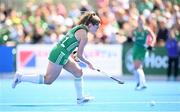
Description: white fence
xmin=16 ymin=44 xmax=122 ymax=76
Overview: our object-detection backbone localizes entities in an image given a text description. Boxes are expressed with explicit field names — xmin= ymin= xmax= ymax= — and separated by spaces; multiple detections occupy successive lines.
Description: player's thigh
xmin=45 ymin=61 xmax=63 ymax=84
xmin=63 ymin=58 xmax=82 ymax=77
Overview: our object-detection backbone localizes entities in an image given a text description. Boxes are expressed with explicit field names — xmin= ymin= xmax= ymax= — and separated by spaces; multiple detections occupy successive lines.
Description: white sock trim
xmin=137 ymin=68 xmax=146 ymax=86
xmin=21 ymin=74 xmax=44 ymax=84
xmin=74 ymin=77 xmax=84 ymax=99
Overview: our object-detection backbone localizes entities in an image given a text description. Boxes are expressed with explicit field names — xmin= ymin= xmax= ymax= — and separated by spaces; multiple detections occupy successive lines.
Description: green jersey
xmin=133 ymin=28 xmax=149 ymax=47
xmin=132 ymin=28 xmax=149 ymax=61
xmin=59 ymin=24 xmax=88 ymax=53
xmin=48 ymin=24 xmax=88 ymax=65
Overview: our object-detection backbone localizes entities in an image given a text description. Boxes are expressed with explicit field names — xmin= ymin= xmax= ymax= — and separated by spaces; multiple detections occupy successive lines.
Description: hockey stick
xmin=72 ymin=51 xmax=124 ymax=84
xmin=96 ymin=69 xmax=124 ymax=84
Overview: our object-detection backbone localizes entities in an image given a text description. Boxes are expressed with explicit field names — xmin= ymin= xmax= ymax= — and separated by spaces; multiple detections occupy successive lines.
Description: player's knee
xmin=134 ymin=65 xmax=139 ymax=70
xmin=45 ymin=81 xmax=53 ymax=85
xmin=74 ymin=69 xmax=83 ymax=78
xmin=134 ymin=62 xmax=141 ymax=69
xmin=44 ymin=76 xmax=54 ymax=85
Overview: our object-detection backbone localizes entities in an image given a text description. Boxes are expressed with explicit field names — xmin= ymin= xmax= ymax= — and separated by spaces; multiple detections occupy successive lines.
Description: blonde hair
xmin=78 ymin=12 xmax=101 ymax=26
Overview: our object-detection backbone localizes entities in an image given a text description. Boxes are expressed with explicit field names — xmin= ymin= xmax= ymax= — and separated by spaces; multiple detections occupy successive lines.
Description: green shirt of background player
xmin=12 ymin=12 xmax=101 ymax=104
xmin=131 ymin=15 xmax=156 ymax=90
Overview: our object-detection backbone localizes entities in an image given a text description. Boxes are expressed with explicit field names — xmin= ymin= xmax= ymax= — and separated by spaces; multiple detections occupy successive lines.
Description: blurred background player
xmin=12 ymin=12 xmax=101 ymax=104
xmin=130 ymin=15 xmax=156 ymax=90
xmin=165 ymin=26 xmax=179 ymax=81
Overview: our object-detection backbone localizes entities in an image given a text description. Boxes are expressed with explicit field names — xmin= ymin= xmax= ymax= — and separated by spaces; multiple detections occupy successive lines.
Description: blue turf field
xmin=0 ymin=76 xmax=180 ymax=112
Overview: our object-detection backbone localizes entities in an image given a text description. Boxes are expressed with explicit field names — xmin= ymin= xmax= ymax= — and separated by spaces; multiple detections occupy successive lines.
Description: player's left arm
xmin=75 ymin=29 xmax=95 ymax=70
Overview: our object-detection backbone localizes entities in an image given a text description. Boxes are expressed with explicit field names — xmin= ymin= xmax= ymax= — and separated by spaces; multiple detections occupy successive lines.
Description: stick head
xmin=118 ymin=81 xmax=124 ymax=84
xmin=96 ymin=69 xmax=100 ymax=72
